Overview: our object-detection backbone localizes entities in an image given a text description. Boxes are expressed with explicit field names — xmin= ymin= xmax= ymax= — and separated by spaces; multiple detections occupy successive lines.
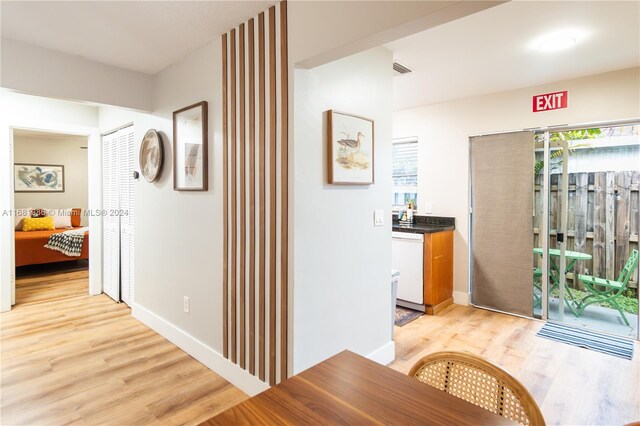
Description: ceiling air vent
xmin=392 ymin=61 xmax=412 ymax=76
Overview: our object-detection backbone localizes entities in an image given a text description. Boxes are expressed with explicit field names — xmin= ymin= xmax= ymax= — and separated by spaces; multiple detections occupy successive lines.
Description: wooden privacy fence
xmin=533 ymin=171 xmax=640 ymax=290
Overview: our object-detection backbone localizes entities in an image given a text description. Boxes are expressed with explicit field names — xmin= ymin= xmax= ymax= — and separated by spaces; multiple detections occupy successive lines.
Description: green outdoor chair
xmin=533 ymin=267 xmax=543 ymax=308
xmin=575 ymin=249 xmax=639 ymax=326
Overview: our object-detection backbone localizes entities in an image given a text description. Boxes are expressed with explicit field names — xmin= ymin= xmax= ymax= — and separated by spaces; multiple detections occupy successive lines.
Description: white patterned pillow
xmin=48 ymin=208 xmax=73 ymax=229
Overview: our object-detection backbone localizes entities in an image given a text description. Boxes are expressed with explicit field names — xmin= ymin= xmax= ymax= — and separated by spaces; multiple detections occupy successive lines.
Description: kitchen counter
xmin=392 ymin=223 xmax=454 ymax=234
xmin=392 ymin=215 xmax=455 ymax=234
xmin=392 ymin=215 xmax=455 ymax=315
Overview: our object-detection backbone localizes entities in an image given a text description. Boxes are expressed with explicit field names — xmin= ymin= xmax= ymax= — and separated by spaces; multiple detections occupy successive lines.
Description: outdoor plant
xmin=534 ymin=128 xmax=600 ymax=176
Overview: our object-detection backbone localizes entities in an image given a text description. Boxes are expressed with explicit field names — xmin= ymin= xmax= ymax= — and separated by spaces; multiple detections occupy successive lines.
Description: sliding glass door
xmin=473 ymin=123 xmax=639 ymax=339
xmin=542 ymin=125 xmax=639 ymax=338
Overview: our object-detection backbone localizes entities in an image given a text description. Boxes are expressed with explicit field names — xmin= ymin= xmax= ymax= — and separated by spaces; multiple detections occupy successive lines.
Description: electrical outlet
xmin=425 ymin=203 xmax=433 ymax=214
xmin=374 ymin=209 xmax=384 ymax=227
xmin=183 ymin=296 xmax=190 ymax=314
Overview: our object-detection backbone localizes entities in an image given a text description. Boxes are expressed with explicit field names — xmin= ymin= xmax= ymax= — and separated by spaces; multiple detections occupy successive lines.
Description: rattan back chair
xmin=409 ymin=351 xmax=545 ymax=426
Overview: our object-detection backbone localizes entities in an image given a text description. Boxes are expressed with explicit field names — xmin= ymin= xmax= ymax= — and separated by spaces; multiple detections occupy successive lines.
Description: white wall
xmin=14 ymin=135 xmax=89 ymax=225
xmin=1 ymin=38 xmax=153 ymax=111
xmin=140 ymin=40 xmax=223 ymax=349
xmin=292 ymin=47 xmax=394 ymax=373
xmin=98 ymin=39 xmax=270 ymax=395
xmin=393 ymin=67 xmax=640 ymax=297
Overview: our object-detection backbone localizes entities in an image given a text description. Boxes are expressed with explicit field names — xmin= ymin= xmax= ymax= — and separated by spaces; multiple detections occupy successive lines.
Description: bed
xmin=14 ymin=209 xmax=89 ymax=267
xmin=15 ymin=228 xmax=89 ymax=267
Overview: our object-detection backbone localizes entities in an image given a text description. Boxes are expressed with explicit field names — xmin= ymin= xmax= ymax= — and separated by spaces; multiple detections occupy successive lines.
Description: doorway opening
xmin=12 ymin=129 xmax=91 ymax=307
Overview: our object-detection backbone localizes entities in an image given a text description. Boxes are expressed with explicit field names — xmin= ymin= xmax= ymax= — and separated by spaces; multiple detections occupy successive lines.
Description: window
xmin=392 ymin=137 xmax=418 ymax=209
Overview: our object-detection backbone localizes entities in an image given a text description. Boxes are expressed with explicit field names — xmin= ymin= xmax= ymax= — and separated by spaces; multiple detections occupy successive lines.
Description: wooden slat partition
xmin=222 ymin=34 xmax=229 ymax=359
xmin=230 ymin=29 xmax=237 ymax=364
xmin=258 ymin=11 xmax=266 ymax=382
xmin=258 ymin=13 xmax=267 ymax=381
xmin=222 ymin=2 xmax=288 ymax=386
xmin=239 ymin=24 xmax=246 ymax=370
xmin=248 ymin=18 xmax=256 ymax=376
xmin=268 ymin=5 xmax=277 ymax=387
xmin=279 ymin=0 xmax=289 ymax=383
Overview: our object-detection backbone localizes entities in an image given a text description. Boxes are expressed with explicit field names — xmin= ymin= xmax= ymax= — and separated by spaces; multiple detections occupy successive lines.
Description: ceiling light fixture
xmin=538 ymin=35 xmax=577 ymax=52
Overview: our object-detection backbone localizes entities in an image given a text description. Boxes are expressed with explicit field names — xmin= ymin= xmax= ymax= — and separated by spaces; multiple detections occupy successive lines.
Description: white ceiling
xmin=1 ymin=1 xmax=277 ymax=75
xmin=386 ymin=1 xmax=640 ymax=111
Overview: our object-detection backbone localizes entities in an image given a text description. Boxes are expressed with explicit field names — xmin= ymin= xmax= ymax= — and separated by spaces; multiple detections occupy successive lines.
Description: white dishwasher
xmin=392 ymin=231 xmax=424 ymax=310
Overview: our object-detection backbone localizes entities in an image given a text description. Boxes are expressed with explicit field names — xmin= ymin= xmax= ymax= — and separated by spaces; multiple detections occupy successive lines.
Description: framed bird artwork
xmin=326 ymin=110 xmax=374 ymax=185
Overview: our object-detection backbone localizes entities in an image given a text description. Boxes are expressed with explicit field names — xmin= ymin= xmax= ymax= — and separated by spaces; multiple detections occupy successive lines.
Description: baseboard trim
xmin=425 ymin=297 xmax=453 ymax=315
xmin=367 ymin=340 xmax=395 ymax=365
xmin=453 ymin=291 xmax=471 ymax=306
xmin=132 ymin=303 xmax=269 ymax=397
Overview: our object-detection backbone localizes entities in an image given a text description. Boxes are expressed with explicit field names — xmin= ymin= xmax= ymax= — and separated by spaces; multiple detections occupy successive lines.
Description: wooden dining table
xmin=201 ymin=350 xmax=514 ymax=425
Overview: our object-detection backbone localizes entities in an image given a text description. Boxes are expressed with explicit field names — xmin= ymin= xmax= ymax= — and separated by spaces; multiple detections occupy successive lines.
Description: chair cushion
xmin=578 ymin=274 xmax=624 ymax=289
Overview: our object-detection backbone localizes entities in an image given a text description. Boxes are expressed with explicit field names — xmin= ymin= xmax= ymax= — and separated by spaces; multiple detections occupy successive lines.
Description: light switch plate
xmin=425 ymin=203 xmax=433 ymax=214
xmin=374 ymin=209 xmax=384 ymax=227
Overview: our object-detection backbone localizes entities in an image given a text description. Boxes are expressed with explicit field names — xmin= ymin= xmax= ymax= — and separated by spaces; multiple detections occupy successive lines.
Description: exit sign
xmin=533 ymin=91 xmax=568 ymax=112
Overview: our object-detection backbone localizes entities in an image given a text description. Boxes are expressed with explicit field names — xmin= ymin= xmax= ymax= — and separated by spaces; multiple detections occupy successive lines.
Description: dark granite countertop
xmin=392 ymin=223 xmax=455 ymax=234
xmin=392 ymin=215 xmax=455 ymax=234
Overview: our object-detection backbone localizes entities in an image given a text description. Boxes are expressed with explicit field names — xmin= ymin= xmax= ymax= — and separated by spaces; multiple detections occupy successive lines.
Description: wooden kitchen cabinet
xmin=423 ymin=230 xmax=454 ymax=315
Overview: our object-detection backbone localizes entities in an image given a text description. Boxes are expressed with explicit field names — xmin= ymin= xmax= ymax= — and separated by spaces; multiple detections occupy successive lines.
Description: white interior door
xmin=119 ymin=127 xmax=135 ymax=306
xmin=102 ymin=131 xmax=120 ymax=302
xmin=102 ymin=125 xmax=135 ymax=304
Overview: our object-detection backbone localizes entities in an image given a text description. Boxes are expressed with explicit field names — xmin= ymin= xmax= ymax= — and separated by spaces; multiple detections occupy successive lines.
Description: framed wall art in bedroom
xmin=14 ymin=163 xmax=65 ymax=192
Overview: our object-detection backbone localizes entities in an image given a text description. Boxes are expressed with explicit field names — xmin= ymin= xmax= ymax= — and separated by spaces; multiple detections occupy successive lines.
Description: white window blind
xmin=392 ymin=138 xmax=418 ymax=207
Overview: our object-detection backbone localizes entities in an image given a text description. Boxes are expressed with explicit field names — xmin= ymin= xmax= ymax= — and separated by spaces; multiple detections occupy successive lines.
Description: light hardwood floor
xmin=1 ymin=267 xmax=248 ymax=425
xmin=389 ymin=304 xmax=640 ymax=426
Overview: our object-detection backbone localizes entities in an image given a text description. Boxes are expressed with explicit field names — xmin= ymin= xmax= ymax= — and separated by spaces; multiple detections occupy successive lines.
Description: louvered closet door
xmin=119 ymin=127 xmax=135 ymax=305
xmin=102 ymin=131 xmax=120 ymax=302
